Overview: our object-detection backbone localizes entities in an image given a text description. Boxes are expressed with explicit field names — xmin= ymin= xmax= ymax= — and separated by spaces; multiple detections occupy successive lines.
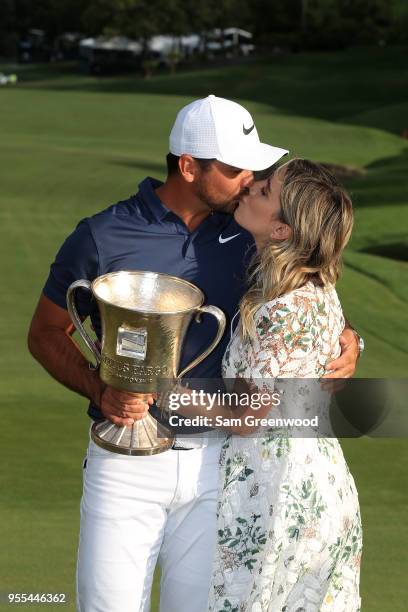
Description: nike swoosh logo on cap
xmin=219 ymin=233 xmax=241 ymax=244
xmin=243 ymin=123 xmax=255 ymax=135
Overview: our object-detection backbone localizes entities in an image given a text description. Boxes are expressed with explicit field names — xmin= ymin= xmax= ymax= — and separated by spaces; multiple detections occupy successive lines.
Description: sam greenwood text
xmin=168 ymin=415 xmax=320 ymax=428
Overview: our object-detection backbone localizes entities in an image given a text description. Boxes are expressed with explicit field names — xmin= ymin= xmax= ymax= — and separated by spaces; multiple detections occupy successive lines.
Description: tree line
xmin=0 ymin=0 xmax=407 ymax=57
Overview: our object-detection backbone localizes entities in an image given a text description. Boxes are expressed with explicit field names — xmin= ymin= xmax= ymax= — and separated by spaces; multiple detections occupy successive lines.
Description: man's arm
xmin=28 ymin=293 xmax=151 ymax=426
xmin=322 ymin=319 xmax=361 ymax=380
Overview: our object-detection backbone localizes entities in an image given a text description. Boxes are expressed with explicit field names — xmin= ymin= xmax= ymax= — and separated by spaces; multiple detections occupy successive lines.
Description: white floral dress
xmin=208 ymin=282 xmax=362 ymax=612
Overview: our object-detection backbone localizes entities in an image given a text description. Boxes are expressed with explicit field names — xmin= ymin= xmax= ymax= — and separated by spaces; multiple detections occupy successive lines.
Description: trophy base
xmin=91 ymin=413 xmax=174 ymax=456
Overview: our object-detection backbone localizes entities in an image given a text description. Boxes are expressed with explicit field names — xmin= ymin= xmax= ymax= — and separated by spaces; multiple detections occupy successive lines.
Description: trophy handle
xmin=66 ymin=279 xmax=101 ymax=367
xmin=177 ymin=305 xmax=226 ymax=378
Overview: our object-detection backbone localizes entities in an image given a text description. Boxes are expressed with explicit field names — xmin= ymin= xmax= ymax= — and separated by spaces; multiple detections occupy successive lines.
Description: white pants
xmin=76 ymin=438 xmax=224 ymax=612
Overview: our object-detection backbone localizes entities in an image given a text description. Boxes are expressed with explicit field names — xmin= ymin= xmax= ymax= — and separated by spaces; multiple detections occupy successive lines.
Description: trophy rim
xmin=91 ymin=269 xmax=205 ymax=315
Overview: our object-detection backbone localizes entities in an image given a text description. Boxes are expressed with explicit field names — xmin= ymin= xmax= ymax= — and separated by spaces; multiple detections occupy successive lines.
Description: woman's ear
xmin=270 ymin=221 xmax=292 ymax=241
xmin=178 ymin=154 xmax=197 ymax=183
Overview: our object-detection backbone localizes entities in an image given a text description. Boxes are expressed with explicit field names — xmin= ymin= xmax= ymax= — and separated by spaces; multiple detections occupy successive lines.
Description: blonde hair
xmin=240 ymin=158 xmax=354 ymax=339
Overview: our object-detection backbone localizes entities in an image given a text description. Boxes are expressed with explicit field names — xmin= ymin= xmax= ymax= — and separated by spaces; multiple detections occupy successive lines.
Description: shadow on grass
xmin=5 ymin=46 xmax=408 ymax=132
xmin=360 ymin=242 xmax=408 ymax=262
xmin=343 ymin=149 xmax=408 ymax=209
xmin=110 ymin=158 xmax=166 ymax=174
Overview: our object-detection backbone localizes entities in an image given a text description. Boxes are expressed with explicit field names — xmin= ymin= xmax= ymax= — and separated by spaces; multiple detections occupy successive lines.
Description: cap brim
xmin=217 ymin=143 xmax=289 ymax=171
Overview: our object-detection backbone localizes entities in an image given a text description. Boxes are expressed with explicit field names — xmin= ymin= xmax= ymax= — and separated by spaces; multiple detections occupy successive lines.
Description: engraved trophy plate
xmin=67 ymin=270 xmax=226 ymax=456
xmin=117 ymin=327 xmax=147 ymax=360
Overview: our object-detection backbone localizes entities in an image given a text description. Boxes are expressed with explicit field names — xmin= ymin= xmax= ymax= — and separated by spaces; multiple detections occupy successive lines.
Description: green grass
xmin=0 ymin=46 xmax=407 ymax=611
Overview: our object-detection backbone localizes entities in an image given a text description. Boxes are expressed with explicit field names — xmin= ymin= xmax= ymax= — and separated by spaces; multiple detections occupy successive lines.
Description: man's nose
xmin=240 ymin=171 xmax=254 ymax=191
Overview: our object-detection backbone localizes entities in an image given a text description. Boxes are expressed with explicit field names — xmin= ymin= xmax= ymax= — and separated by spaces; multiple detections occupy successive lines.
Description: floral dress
xmin=208 ymin=281 xmax=362 ymax=612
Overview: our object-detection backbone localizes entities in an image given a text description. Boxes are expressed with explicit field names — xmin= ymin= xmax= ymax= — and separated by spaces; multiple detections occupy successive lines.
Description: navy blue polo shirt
xmin=43 ymin=177 xmax=254 ymax=423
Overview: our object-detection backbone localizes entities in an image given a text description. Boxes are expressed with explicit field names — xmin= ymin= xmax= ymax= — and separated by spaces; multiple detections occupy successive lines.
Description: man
xmin=28 ymin=95 xmax=360 ymax=612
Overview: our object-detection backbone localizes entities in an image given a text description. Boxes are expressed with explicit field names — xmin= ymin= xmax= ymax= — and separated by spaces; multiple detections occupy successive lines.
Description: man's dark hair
xmin=166 ymin=152 xmax=180 ymax=176
xmin=166 ymin=153 xmax=216 ymax=176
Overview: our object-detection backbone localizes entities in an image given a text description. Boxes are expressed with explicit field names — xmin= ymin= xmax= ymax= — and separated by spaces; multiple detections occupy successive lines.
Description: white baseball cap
xmin=169 ymin=94 xmax=288 ymax=171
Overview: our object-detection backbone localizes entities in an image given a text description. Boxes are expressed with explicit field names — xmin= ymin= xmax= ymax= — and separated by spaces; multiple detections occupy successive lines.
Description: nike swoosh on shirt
xmin=219 ymin=233 xmax=241 ymax=244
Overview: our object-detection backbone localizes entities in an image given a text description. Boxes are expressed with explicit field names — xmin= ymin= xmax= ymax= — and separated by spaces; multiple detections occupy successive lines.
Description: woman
xmin=176 ymin=158 xmax=362 ymax=611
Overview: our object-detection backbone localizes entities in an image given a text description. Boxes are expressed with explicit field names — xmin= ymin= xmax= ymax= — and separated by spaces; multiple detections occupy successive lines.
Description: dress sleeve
xmin=251 ymin=294 xmax=319 ymax=379
xmin=42 ymin=219 xmax=99 ymax=316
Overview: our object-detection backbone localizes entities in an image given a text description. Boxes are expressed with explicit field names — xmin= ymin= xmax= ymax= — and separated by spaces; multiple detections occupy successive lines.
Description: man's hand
xmin=321 ymin=328 xmax=360 ymax=393
xmin=100 ymin=387 xmax=155 ymax=427
xmin=324 ymin=328 xmax=359 ymax=378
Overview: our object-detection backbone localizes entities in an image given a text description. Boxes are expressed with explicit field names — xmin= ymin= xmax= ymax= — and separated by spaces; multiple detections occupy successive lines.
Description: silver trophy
xmin=67 ymin=271 xmax=226 ymax=456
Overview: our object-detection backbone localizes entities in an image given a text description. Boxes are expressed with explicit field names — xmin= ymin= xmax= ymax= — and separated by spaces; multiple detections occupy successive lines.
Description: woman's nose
xmin=247 ymin=184 xmax=259 ymax=197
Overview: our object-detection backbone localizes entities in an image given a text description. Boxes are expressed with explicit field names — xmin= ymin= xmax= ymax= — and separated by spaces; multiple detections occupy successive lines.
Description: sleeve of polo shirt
xmin=43 ymin=219 xmax=99 ymax=317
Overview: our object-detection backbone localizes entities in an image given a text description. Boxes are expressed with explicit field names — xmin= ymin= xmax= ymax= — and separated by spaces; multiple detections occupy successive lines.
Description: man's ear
xmin=270 ymin=222 xmax=292 ymax=241
xmin=179 ymin=155 xmax=197 ymax=183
